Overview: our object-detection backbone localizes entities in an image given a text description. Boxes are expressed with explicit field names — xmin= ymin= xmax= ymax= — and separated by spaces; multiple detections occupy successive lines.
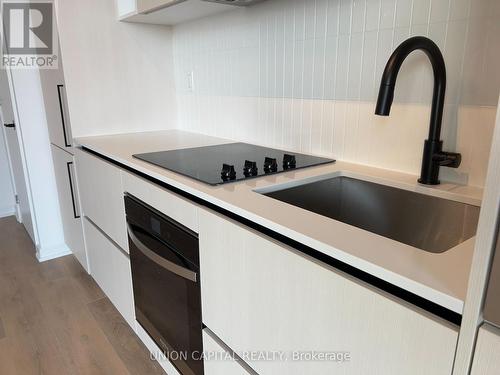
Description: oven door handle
xmin=127 ymin=224 xmax=197 ymax=283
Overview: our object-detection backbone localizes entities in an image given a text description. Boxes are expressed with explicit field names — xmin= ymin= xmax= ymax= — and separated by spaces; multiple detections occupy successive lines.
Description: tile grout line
xmin=299 ymin=2 xmax=306 ymax=151
xmin=455 ymin=0 xmax=471 ymax=109
xmin=340 ymin=0 xmax=354 ymax=159
xmin=330 ymin=0 xmax=341 ymax=156
xmin=319 ymin=0 xmax=330 ymax=155
xmin=309 ymin=0 xmax=318 ymax=152
xmin=353 ymin=0 xmax=368 ymax=163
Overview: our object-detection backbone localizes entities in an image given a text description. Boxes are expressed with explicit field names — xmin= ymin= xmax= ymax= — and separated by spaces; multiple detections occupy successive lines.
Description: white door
xmin=0 ymin=69 xmax=35 ymax=242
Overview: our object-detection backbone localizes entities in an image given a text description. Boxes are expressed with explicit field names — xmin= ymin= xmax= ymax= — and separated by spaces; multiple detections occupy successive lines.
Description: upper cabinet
xmin=39 ymin=45 xmax=73 ymax=151
xmin=136 ymin=0 xmax=182 ymax=13
xmin=116 ymin=0 xmax=262 ymax=25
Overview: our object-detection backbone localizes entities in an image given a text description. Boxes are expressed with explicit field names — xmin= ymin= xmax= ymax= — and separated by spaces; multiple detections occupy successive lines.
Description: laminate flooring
xmin=0 ymin=216 xmax=166 ymax=375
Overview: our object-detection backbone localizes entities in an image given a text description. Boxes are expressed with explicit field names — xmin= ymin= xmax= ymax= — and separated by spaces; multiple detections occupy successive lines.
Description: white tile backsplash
xmin=365 ymin=0 xmax=380 ymax=31
xmin=430 ymin=0 xmax=451 ymax=23
xmin=172 ymin=0 xmax=499 ymax=187
xmin=339 ymin=0 xmax=353 ymax=35
xmin=177 ymin=94 xmax=496 ymax=187
xmin=173 ymin=0 xmax=498 ymax=105
xmin=411 ymin=0 xmax=431 ymax=26
xmin=351 ymin=0 xmax=366 ymax=33
xmin=394 ymin=0 xmax=412 ymax=27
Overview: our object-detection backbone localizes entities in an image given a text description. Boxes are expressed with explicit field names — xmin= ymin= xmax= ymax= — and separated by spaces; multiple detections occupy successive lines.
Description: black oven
xmin=125 ymin=194 xmax=203 ymax=375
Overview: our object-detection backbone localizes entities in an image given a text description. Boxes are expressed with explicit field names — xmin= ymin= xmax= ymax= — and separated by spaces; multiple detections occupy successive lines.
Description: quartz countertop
xmin=75 ymin=129 xmax=483 ymax=315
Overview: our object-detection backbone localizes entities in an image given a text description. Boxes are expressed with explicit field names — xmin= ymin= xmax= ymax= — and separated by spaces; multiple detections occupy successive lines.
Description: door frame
xmin=0 ymin=66 xmax=38 ymax=244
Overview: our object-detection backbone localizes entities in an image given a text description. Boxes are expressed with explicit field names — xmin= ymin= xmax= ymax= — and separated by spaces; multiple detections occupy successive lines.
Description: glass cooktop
xmin=133 ymin=143 xmax=335 ymax=185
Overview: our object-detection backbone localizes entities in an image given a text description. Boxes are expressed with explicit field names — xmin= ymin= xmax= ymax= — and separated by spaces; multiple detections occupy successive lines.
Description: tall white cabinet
xmin=50 ymin=145 xmax=86 ymax=270
xmin=40 ymin=37 xmax=87 ymax=270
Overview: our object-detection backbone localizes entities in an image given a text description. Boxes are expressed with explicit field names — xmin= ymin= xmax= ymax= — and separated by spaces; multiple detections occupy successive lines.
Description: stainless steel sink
xmin=261 ymin=176 xmax=480 ymax=253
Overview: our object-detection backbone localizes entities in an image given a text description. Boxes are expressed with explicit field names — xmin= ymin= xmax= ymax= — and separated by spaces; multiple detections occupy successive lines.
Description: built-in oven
xmin=125 ymin=194 xmax=204 ymax=375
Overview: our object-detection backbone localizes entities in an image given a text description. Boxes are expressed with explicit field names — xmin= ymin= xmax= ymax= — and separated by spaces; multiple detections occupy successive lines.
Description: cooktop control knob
xmin=283 ymin=154 xmax=297 ymax=169
xmin=221 ymin=164 xmax=236 ymax=180
xmin=264 ymin=157 xmax=278 ymax=173
xmin=243 ymin=160 xmax=258 ymax=176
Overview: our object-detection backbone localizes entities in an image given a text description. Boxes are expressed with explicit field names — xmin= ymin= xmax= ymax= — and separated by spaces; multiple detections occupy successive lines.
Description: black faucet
xmin=375 ymin=36 xmax=461 ymax=185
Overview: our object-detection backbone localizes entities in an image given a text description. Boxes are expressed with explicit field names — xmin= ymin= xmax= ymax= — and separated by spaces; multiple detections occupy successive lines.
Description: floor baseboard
xmin=0 ymin=206 xmax=16 ymax=219
xmin=36 ymin=243 xmax=72 ymax=262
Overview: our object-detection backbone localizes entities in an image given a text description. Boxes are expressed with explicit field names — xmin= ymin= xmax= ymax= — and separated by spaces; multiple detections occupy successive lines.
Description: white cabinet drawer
xmin=75 ymin=148 xmax=128 ymax=251
xmin=83 ymin=217 xmax=134 ymax=327
xmin=203 ymin=329 xmax=254 ymax=375
xmin=199 ymin=209 xmax=458 ymax=375
xmin=122 ymin=171 xmax=198 ymax=233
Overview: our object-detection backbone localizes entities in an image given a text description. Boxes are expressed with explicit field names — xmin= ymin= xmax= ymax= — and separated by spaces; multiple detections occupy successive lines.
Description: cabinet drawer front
xmin=83 ymin=218 xmax=135 ymax=327
xmin=203 ymin=329 xmax=254 ymax=375
xmin=122 ymin=171 xmax=198 ymax=233
xmin=75 ymin=149 xmax=128 ymax=251
xmin=199 ymin=210 xmax=458 ymax=375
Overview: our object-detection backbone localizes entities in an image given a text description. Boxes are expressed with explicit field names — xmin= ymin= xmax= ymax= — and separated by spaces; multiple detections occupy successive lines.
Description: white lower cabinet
xmin=122 ymin=171 xmax=199 ymax=232
xmin=74 ymin=148 xmax=128 ymax=252
xmin=83 ymin=217 xmax=135 ymax=327
xmin=51 ymin=145 xmax=87 ymax=270
xmin=203 ymin=329 xmax=255 ymax=375
xmin=471 ymin=323 xmax=500 ymax=374
xmin=199 ymin=209 xmax=459 ymax=375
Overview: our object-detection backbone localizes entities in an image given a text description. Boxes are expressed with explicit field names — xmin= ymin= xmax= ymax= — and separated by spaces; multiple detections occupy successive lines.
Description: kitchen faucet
xmin=375 ymin=36 xmax=461 ymax=185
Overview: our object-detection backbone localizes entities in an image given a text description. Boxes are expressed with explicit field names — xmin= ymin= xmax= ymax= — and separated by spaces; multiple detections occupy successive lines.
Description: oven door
xmin=127 ymin=223 xmax=203 ymax=375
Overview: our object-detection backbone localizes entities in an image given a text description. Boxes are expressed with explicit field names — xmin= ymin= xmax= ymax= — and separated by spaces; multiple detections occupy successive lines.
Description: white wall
xmin=0 ymin=125 xmax=15 ymax=218
xmin=56 ymin=0 xmax=177 ymax=138
xmin=7 ymin=68 xmax=67 ymax=261
xmin=173 ymin=0 xmax=499 ymax=187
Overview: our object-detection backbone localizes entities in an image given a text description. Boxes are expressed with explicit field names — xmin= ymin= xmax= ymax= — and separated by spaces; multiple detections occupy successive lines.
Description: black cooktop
xmin=133 ymin=143 xmax=335 ymax=185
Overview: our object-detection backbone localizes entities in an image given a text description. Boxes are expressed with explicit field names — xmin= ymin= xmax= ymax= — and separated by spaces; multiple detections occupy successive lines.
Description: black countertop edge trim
xmin=81 ymin=146 xmax=462 ymax=326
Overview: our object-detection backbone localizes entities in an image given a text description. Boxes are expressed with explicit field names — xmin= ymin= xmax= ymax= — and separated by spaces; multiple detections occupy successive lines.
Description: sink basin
xmin=260 ymin=176 xmax=480 ymax=253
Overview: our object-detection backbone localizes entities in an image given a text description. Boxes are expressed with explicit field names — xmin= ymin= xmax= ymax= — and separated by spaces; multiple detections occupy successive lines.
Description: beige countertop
xmin=75 ymin=129 xmax=483 ymax=315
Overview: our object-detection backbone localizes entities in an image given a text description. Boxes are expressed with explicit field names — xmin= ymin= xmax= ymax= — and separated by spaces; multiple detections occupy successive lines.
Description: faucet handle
xmin=433 ymin=152 xmax=462 ymax=168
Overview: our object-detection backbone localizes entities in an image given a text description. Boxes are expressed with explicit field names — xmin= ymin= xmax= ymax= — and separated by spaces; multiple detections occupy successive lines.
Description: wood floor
xmin=0 ymin=216 xmax=166 ymax=375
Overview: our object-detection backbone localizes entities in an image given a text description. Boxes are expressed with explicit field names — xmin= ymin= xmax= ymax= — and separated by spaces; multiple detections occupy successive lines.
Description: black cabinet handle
xmin=127 ymin=223 xmax=198 ymax=282
xmin=3 ymin=122 xmax=15 ymax=128
xmin=57 ymin=84 xmax=71 ymax=147
xmin=66 ymin=162 xmax=80 ymax=219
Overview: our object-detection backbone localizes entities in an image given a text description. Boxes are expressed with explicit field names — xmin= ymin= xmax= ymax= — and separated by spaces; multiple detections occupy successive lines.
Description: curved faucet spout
xmin=375 ymin=36 xmax=461 ymax=185
xmin=375 ymin=36 xmax=446 ymax=141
